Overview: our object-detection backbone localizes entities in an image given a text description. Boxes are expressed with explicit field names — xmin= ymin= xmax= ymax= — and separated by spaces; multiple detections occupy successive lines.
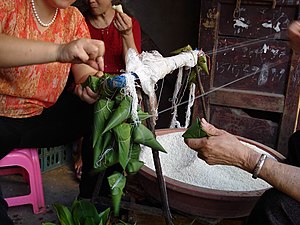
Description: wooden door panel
xmin=218 ymin=2 xmax=296 ymax=39
xmin=195 ymin=0 xmax=300 ymax=156
xmin=214 ymin=37 xmax=291 ymax=94
xmin=210 ymin=105 xmax=279 ymax=148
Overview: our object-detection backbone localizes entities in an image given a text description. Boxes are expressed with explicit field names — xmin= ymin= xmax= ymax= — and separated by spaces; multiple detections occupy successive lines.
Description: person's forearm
xmin=259 ymin=159 xmax=300 ymax=201
xmin=0 ymin=34 xmax=59 ymax=67
xmin=122 ymin=32 xmax=138 ymax=59
xmin=238 ymin=146 xmax=300 ymax=201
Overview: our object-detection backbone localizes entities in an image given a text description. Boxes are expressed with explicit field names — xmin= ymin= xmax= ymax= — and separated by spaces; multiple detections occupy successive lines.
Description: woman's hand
xmin=57 ymin=38 xmax=105 ymax=71
xmin=74 ymin=84 xmax=98 ymax=104
xmin=114 ymin=12 xmax=133 ymax=36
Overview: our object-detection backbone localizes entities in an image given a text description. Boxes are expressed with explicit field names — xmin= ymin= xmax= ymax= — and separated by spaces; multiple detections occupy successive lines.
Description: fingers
xmin=114 ymin=13 xmax=132 ymax=34
xmin=96 ymin=55 xmax=104 ymax=71
xmin=200 ymin=118 xmax=225 ymax=136
xmin=65 ymin=39 xmax=105 ymax=70
xmin=82 ymin=39 xmax=105 ymax=69
xmin=74 ymin=85 xmax=98 ymax=104
xmin=184 ymin=138 xmax=207 ymax=150
xmin=94 ymin=71 xmax=104 ymax=78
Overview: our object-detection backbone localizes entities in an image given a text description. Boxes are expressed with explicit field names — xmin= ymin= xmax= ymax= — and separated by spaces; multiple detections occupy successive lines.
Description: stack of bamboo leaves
xmin=82 ymin=73 xmax=166 ymax=216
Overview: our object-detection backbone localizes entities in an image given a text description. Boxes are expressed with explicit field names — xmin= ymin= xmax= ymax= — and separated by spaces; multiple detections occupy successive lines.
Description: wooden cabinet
xmin=193 ymin=0 xmax=300 ymax=156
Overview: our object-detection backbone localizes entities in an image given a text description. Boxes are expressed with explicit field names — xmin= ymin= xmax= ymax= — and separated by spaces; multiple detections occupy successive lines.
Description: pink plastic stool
xmin=0 ymin=148 xmax=46 ymax=214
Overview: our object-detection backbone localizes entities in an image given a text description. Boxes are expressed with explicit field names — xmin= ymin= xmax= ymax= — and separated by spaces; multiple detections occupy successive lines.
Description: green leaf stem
xmin=108 ymin=172 xmax=126 ymax=216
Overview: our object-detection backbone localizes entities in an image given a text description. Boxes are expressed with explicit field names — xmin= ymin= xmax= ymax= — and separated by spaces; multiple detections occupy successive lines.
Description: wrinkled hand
xmin=288 ymin=20 xmax=300 ymax=52
xmin=114 ymin=12 xmax=133 ymax=36
xmin=184 ymin=118 xmax=249 ymax=168
xmin=57 ymin=38 xmax=105 ymax=71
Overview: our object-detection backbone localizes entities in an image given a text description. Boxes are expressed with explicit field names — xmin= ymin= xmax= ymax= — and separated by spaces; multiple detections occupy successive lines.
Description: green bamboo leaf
xmin=108 ymin=172 xmax=126 ymax=217
xmin=94 ymin=131 xmax=113 ymax=169
xmin=182 ymin=117 xmax=208 ymax=139
xmin=137 ymin=108 xmax=151 ymax=121
xmin=188 ymin=70 xmax=197 ymax=86
xmin=71 ymin=200 xmax=100 ymax=225
xmin=126 ymin=159 xmax=144 ymax=174
xmin=83 ymin=217 xmax=95 ymax=225
xmin=42 ymin=223 xmax=56 ymax=225
xmin=93 ymin=146 xmax=118 ymax=173
xmin=102 ymin=96 xmax=132 ymax=134
xmin=53 ymin=203 xmax=75 ymax=225
xmin=114 ymin=92 xmax=126 ymax=105
xmin=93 ymin=99 xmax=115 ymax=148
xmin=129 ymin=143 xmax=141 ymax=160
xmin=170 ymin=45 xmax=193 ymax=55
xmin=132 ymin=123 xmax=166 ymax=153
xmin=98 ymin=207 xmax=110 ymax=224
xmin=198 ymin=53 xmax=209 ymax=75
xmin=93 ymin=131 xmax=114 ymax=170
xmin=113 ymin=123 xmax=132 ymax=170
xmin=81 ymin=75 xmax=101 ymax=93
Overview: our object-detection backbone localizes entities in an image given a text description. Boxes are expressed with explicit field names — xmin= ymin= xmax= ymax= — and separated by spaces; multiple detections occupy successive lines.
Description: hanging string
xmin=203 ymin=32 xmax=282 ymax=58
xmin=170 ymin=67 xmax=184 ymax=128
xmin=184 ymin=83 xmax=196 ymax=128
xmin=156 ymin=78 xmax=165 ymax=111
xmin=158 ymin=56 xmax=290 ymax=116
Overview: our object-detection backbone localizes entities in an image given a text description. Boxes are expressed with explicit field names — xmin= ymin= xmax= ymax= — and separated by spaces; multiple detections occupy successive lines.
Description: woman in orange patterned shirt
xmin=0 ymin=0 xmax=105 ymax=222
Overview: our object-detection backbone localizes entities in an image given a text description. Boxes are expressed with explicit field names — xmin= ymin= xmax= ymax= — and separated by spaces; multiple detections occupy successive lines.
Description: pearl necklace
xmin=31 ymin=0 xmax=58 ymax=27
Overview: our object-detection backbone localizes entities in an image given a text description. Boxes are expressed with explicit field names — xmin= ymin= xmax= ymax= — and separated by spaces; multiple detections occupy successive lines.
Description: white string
xmin=170 ymin=67 xmax=183 ymax=128
xmin=124 ymin=73 xmax=139 ymax=123
xmin=111 ymin=173 xmax=124 ymax=190
xmin=204 ymin=33 xmax=280 ymax=57
xmin=184 ymin=83 xmax=196 ymax=128
xmin=95 ymin=147 xmax=113 ymax=167
xmin=158 ymin=57 xmax=290 ymax=115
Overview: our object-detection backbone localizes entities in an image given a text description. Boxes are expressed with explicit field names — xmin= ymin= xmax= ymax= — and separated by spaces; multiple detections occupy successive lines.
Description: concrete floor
xmin=1 ymin=164 xmax=79 ymax=225
xmin=1 ymin=163 xmax=245 ymax=225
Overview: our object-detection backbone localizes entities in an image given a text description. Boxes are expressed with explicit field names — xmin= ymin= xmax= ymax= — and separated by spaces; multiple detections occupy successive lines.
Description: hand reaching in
xmin=184 ymin=118 xmax=254 ymax=170
xmin=57 ymin=38 xmax=105 ymax=71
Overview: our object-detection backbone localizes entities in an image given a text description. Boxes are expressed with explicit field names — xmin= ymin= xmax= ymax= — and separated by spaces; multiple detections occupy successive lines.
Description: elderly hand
xmin=57 ymin=38 xmax=105 ymax=71
xmin=114 ymin=12 xmax=133 ymax=36
xmin=288 ymin=20 xmax=300 ymax=53
xmin=184 ymin=118 xmax=252 ymax=169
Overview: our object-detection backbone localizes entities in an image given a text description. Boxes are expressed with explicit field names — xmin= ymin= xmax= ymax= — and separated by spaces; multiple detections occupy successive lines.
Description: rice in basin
xmin=140 ymin=131 xmax=273 ymax=192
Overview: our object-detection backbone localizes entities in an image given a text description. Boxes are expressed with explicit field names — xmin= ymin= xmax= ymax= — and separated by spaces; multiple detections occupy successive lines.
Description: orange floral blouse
xmin=0 ymin=0 xmax=90 ymax=118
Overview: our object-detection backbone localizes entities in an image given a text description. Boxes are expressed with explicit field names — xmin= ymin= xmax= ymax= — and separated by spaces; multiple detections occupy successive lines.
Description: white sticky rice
xmin=140 ymin=131 xmax=274 ymax=191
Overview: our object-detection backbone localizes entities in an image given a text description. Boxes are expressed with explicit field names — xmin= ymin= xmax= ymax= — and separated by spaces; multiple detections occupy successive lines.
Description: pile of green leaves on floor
xmin=82 ymin=73 xmax=166 ymax=217
xmin=42 ymin=199 xmax=134 ymax=225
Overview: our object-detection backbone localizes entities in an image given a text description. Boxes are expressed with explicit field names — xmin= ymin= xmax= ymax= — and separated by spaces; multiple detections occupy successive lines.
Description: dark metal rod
xmin=91 ymin=171 xmax=106 ymax=203
xmin=142 ymin=92 xmax=173 ymax=225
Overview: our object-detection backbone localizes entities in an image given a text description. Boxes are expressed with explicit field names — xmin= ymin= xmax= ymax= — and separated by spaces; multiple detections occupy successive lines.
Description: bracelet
xmin=252 ymin=154 xmax=267 ymax=179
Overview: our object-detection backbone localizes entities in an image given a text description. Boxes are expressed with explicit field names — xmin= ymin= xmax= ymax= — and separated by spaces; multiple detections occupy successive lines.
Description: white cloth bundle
xmin=125 ymin=48 xmax=199 ymax=121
